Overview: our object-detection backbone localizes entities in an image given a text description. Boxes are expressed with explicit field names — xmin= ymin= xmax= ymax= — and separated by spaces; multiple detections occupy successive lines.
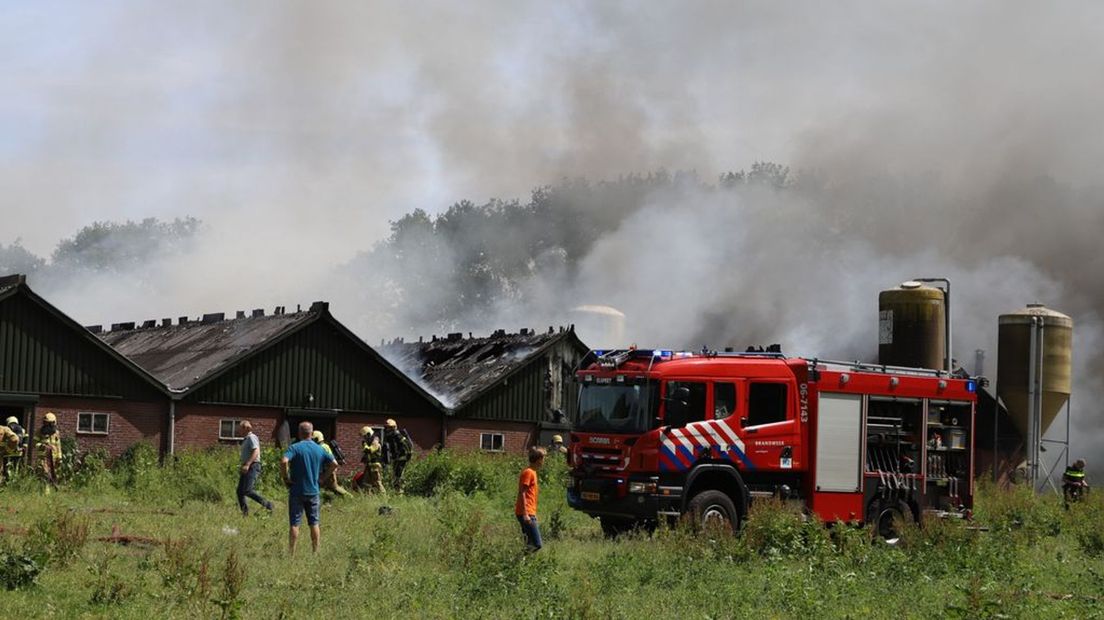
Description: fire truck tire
xmin=687 ymin=490 xmax=740 ymax=532
xmin=868 ymin=499 xmax=911 ymax=542
xmin=600 ymin=517 xmax=636 ymax=538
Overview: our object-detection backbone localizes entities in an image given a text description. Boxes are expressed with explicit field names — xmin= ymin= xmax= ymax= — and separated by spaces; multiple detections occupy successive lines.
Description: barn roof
xmin=380 ymin=327 xmax=587 ymax=411
xmin=97 ymin=306 xmax=317 ymax=392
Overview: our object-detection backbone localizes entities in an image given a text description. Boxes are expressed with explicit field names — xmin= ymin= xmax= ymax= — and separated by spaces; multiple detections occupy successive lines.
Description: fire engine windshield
xmin=575 ymin=382 xmax=659 ymax=434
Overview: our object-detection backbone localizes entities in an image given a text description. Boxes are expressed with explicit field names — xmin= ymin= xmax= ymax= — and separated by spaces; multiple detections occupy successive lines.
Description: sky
xmin=3 ymin=1 xmax=1104 ymax=472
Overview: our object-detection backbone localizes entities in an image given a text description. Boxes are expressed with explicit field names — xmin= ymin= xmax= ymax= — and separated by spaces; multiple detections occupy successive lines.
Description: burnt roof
xmin=381 ymin=327 xmax=587 ymax=411
xmin=99 ymin=307 xmax=317 ymax=391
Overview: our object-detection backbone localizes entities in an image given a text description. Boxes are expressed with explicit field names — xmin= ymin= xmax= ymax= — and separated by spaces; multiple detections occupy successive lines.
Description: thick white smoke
xmin=4 ymin=2 xmax=1104 ymax=475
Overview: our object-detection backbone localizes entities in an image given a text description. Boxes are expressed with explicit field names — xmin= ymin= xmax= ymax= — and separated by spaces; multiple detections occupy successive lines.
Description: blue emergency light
xmin=966 ymin=380 xmax=977 ymax=393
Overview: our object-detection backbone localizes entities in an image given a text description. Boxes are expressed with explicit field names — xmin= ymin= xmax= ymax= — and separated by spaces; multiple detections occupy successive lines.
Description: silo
xmin=997 ymin=304 xmax=1073 ymax=440
xmin=878 ymin=281 xmax=945 ymax=369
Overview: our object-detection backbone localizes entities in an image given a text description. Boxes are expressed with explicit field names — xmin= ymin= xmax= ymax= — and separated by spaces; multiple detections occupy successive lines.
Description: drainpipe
xmin=439 ymin=412 xmax=449 ymax=450
xmin=168 ymin=400 xmax=176 ymax=459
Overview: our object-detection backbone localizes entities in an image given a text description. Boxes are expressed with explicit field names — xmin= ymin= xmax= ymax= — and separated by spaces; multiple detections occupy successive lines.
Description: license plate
xmin=581 ymin=491 xmax=600 ymax=501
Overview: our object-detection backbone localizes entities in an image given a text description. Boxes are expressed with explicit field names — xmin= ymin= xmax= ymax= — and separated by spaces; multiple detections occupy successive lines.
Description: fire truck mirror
xmin=740 ymin=416 xmax=749 ymax=428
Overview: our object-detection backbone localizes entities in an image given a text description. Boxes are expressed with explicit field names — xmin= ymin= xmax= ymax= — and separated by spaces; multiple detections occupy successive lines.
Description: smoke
xmin=4 ymin=3 xmax=1104 ymax=472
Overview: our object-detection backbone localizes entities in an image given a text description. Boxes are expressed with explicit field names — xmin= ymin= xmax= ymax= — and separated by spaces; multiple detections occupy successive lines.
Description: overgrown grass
xmin=0 ymin=445 xmax=1102 ymax=618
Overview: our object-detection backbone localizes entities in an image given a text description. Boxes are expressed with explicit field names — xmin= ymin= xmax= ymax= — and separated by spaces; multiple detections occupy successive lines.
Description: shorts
xmin=288 ymin=494 xmax=321 ymax=527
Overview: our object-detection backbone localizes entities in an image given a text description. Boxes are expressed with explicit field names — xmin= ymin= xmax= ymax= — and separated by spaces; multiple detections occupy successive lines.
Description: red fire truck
xmin=566 ymin=348 xmax=977 ymax=537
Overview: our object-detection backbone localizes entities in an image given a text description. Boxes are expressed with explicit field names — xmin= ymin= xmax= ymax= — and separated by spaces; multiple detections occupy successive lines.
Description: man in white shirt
xmin=237 ymin=420 xmax=273 ymax=516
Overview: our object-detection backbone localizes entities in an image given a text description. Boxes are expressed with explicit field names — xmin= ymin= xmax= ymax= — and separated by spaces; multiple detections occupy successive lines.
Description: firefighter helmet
xmin=385 ymin=419 xmax=397 ymax=429
xmin=44 ymin=412 xmax=57 ymax=423
xmin=361 ymin=426 xmax=373 ymax=437
xmin=552 ymin=435 xmax=564 ymax=444
xmin=312 ymin=430 xmax=324 ymax=443
xmin=5 ymin=416 xmax=17 ymax=426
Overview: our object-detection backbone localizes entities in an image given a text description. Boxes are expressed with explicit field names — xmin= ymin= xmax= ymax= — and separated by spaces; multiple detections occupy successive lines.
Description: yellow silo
xmin=879 ymin=281 xmax=946 ymax=370
xmin=996 ymin=304 xmax=1072 ymax=439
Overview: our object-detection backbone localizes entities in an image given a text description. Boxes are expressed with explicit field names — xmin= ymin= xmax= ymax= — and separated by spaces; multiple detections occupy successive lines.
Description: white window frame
xmin=76 ymin=412 xmax=110 ymax=436
xmin=219 ymin=419 xmax=244 ymax=441
xmin=480 ymin=432 xmax=505 ymax=452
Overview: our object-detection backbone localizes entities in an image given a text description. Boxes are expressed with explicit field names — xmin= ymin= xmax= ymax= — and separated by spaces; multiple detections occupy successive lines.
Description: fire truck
xmin=566 ymin=348 xmax=977 ymax=537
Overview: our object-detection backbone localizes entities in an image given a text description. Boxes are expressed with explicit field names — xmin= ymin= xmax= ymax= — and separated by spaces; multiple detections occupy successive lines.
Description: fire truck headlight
xmin=628 ymin=482 xmax=657 ymax=494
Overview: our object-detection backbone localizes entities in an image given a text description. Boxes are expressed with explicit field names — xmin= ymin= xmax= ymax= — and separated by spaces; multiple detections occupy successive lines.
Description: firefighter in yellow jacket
xmin=312 ymin=430 xmax=351 ymax=498
xmin=359 ymin=426 xmax=385 ymax=493
xmin=37 ymin=412 xmax=62 ymax=485
xmin=0 ymin=424 xmax=20 ymax=483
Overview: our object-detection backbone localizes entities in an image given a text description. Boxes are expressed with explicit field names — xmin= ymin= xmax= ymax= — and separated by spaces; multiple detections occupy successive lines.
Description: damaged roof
xmin=381 ymin=326 xmax=586 ymax=411
xmin=98 ymin=306 xmax=317 ymax=391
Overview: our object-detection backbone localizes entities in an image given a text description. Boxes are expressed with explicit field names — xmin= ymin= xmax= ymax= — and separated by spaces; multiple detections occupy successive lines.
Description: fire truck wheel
xmin=600 ymin=517 xmax=636 ymax=538
xmin=869 ymin=499 xmax=911 ymax=542
xmin=687 ymin=490 xmax=740 ymax=532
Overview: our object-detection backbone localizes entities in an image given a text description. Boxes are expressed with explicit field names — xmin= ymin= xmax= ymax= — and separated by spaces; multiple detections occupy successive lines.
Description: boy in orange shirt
xmin=515 ymin=446 xmax=546 ymax=551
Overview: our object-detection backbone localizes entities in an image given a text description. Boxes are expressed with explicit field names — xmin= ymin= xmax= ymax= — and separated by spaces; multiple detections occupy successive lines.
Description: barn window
xmin=219 ymin=419 xmax=244 ymax=440
xmin=480 ymin=432 xmax=505 ymax=452
xmin=77 ymin=412 xmax=110 ymax=435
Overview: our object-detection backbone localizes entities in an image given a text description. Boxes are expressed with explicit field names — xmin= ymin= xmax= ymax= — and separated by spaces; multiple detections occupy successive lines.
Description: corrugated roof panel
xmin=194 ymin=320 xmax=403 ymax=412
xmin=99 ymin=312 xmax=313 ymax=390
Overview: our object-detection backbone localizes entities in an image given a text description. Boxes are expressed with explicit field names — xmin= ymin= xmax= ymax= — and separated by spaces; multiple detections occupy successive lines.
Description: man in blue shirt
xmin=280 ymin=421 xmax=337 ymax=554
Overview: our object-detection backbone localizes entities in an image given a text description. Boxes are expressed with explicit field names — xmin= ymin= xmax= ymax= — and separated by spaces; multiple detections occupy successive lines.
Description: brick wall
xmin=172 ymin=404 xmax=443 ymax=477
xmin=445 ymin=418 xmax=537 ymax=454
xmin=36 ymin=396 xmax=166 ymax=459
xmin=174 ymin=403 xmax=283 ymax=455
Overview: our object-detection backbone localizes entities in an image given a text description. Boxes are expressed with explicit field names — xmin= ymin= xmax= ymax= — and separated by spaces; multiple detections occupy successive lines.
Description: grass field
xmin=1 ymin=445 xmax=1103 ymax=619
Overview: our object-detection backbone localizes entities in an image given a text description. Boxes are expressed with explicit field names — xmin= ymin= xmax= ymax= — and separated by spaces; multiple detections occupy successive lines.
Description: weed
xmin=213 ymin=548 xmax=246 ymax=620
xmin=545 ymin=508 xmax=567 ymax=540
xmin=26 ymin=511 xmax=89 ymax=567
xmin=87 ymin=554 xmax=132 ymax=605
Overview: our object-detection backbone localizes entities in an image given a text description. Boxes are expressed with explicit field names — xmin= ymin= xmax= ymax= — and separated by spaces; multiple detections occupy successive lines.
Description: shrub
xmin=0 ymin=545 xmax=44 ymax=590
xmin=66 ymin=445 xmax=109 ymax=489
xmin=170 ymin=449 xmax=230 ymax=504
xmin=741 ymin=499 xmax=832 ymax=559
xmin=978 ymin=483 xmax=1062 ymax=543
xmin=404 ymin=450 xmax=521 ymax=498
xmin=113 ymin=442 xmax=160 ymax=496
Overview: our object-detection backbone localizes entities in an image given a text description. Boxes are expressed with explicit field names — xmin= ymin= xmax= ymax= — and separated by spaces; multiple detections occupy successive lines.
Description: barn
xmin=97 ymin=302 xmax=446 ymax=472
xmin=0 ymin=274 xmax=169 ymax=460
xmin=381 ymin=327 xmax=589 ymax=454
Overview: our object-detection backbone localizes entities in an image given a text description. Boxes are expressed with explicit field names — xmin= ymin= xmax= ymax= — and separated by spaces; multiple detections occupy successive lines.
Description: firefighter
xmin=358 ymin=426 xmax=385 ymax=493
xmin=3 ymin=416 xmax=25 ymax=477
xmin=36 ymin=412 xmax=62 ymax=485
xmin=382 ymin=419 xmax=412 ymax=493
xmin=1063 ymin=459 xmax=1089 ymax=506
xmin=547 ymin=434 xmax=568 ymax=455
xmin=0 ymin=424 xmax=20 ymax=483
xmin=312 ymin=431 xmax=351 ymax=498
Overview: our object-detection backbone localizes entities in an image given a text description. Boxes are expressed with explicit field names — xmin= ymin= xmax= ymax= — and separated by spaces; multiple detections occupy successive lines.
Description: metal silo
xmin=997 ymin=304 xmax=1072 ymax=482
xmin=878 ymin=281 xmax=946 ymax=370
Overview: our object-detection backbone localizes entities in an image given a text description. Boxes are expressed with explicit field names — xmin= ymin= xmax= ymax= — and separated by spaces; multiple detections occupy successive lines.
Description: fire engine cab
xmin=566 ymin=348 xmax=977 ymax=537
